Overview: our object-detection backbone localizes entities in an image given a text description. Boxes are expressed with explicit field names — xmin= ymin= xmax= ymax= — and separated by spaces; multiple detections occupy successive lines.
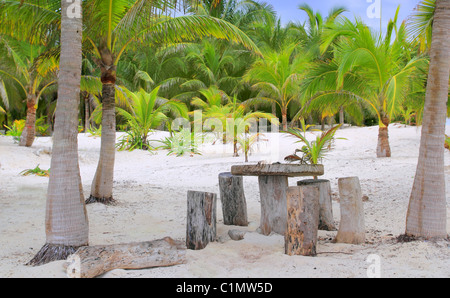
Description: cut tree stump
xmin=258 ymin=175 xmax=289 ymax=235
xmin=218 ymin=172 xmax=248 ymax=226
xmin=285 ymin=186 xmax=320 ymax=256
xmin=297 ymin=179 xmax=336 ymax=231
xmin=65 ymin=237 xmax=186 ymax=278
xmin=186 ymin=190 xmax=217 ymax=250
xmin=335 ymin=177 xmax=365 ymax=244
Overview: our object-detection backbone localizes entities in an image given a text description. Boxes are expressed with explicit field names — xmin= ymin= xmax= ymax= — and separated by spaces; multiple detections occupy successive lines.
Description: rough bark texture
xmin=19 ymin=93 xmax=37 ymax=147
xmin=88 ymin=82 xmax=116 ymax=205
xmin=282 ymin=112 xmax=288 ymax=131
xmin=218 ymin=172 xmax=248 ymax=226
xmin=335 ymin=177 xmax=365 ymax=244
xmin=65 ymin=237 xmax=186 ymax=278
xmin=297 ymin=179 xmax=336 ymax=231
xmin=258 ymin=175 xmax=288 ymax=235
xmin=28 ymin=1 xmax=88 ymax=266
xmin=285 ymin=186 xmax=320 ymax=256
xmin=186 ymin=191 xmax=217 ymax=250
xmin=376 ymin=117 xmax=391 ymax=158
xmin=339 ymin=107 xmax=344 ymax=127
xmin=406 ymin=0 xmax=450 ymax=239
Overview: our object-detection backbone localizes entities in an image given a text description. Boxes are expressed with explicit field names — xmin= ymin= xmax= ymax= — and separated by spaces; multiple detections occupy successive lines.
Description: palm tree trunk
xmin=339 ymin=107 xmax=344 ymax=127
xmin=87 ymin=82 xmax=116 ymax=205
xmin=282 ymin=108 xmax=288 ymax=131
xmin=86 ymin=46 xmax=117 ymax=205
xmin=83 ymin=92 xmax=90 ymax=133
xmin=19 ymin=92 xmax=37 ymax=147
xmin=405 ymin=0 xmax=450 ymax=239
xmin=27 ymin=0 xmax=88 ymax=266
xmin=376 ymin=116 xmax=391 ymax=158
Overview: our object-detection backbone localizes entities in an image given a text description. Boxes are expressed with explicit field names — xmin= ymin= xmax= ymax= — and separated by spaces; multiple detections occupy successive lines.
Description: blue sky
xmin=263 ymin=0 xmax=421 ymax=33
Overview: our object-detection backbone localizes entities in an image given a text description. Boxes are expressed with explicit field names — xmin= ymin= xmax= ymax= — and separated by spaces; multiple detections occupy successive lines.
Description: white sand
xmin=0 ymin=124 xmax=449 ymax=278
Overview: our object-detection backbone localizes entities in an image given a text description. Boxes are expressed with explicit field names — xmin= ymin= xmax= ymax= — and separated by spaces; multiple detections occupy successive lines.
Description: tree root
xmin=85 ymin=195 xmax=117 ymax=206
xmin=26 ymin=243 xmax=81 ymax=267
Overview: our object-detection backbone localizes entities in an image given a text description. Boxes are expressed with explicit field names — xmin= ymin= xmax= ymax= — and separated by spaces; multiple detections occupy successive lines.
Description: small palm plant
xmin=116 ymin=87 xmax=188 ymax=151
xmin=237 ymin=132 xmax=267 ymax=162
xmin=445 ymin=135 xmax=450 ymax=151
xmin=283 ymin=124 xmax=343 ymax=166
xmin=202 ymin=92 xmax=277 ymax=156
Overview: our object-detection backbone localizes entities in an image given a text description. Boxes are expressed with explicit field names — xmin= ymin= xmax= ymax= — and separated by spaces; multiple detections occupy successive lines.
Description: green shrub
xmin=4 ymin=119 xmax=25 ymax=142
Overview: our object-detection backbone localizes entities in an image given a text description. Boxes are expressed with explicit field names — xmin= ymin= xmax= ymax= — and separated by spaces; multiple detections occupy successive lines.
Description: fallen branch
xmin=65 ymin=237 xmax=186 ymax=278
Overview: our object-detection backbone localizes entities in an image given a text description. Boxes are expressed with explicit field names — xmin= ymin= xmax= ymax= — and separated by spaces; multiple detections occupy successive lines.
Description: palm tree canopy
xmin=304 ymin=16 xmax=429 ymax=125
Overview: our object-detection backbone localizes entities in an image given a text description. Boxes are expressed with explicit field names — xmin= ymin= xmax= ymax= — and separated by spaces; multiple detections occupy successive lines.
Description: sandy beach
xmin=0 ymin=124 xmax=449 ymax=278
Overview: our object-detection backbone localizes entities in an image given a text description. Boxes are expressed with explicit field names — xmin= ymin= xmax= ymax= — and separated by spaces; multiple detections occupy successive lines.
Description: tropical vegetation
xmin=0 ymin=0 xmax=448 ymax=266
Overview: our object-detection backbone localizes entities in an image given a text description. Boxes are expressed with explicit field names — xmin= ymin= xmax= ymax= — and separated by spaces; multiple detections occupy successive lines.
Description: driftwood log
xmin=218 ymin=172 xmax=248 ymax=226
xmin=297 ymin=179 xmax=336 ymax=231
xmin=65 ymin=237 xmax=186 ymax=278
xmin=258 ymin=175 xmax=289 ymax=235
xmin=186 ymin=190 xmax=217 ymax=250
xmin=285 ymin=186 xmax=320 ymax=256
xmin=335 ymin=177 xmax=365 ymax=244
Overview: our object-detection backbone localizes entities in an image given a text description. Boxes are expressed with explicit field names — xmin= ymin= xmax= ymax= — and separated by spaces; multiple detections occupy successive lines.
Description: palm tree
xmin=84 ymin=0 xmax=261 ymax=205
xmin=115 ymin=86 xmax=188 ymax=151
xmin=27 ymin=0 xmax=88 ymax=266
xmin=179 ymin=40 xmax=247 ymax=100
xmin=405 ymin=0 xmax=449 ymax=239
xmin=247 ymin=15 xmax=305 ymax=53
xmin=243 ymin=43 xmax=311 ymax=131
xmin=298 ymin=3 xmax=347 ymax=60
xmin=0 ymin=36 xmax=58 ymax=147
xmin=407 ymin=0 xmax=436 ymax=54
xmin=304 ymin=16 xmax=428 ymax=158
xmin=200 ymin=89 xmax=276 ymax=156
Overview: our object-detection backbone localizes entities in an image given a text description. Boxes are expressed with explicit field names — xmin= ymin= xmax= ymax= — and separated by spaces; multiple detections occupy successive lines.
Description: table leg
xmin=258 ymin=175 xmax=289 ymax=235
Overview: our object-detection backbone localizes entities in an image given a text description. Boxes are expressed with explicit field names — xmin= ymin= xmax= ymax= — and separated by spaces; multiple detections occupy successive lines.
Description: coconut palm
xmin=115 ymin=86 xmax=188 ymax=152
xmin=202 ymin=91 xmax=277 ymax=156
xmin=407 ymin=0 xmax=436 ymax=54
xmin=298 ymin=3 xmax=347 ymax=59
xmin=247 ymin=15 xmax=306 ymax=53
xmin=0 ymin=36 xmax=58 ymax=147
xmin=304 ymin=16 xmax=428 ymax=157
xmin=83 ymin=0 xmax=261 ymax=205
xmin=405 ymin=0 xmax=449 ymax=239
xmin=27 ymin=0 xmax=88 ymax=266
xmin=243 ymin=43 xmax=312 ymax=131
xmin=178 ymin=40 xmax=248 ymax=101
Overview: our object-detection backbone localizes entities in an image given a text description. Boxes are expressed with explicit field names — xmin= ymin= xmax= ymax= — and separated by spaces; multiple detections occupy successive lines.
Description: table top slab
xmin=231 ymin=163 xmax=324 ymax=177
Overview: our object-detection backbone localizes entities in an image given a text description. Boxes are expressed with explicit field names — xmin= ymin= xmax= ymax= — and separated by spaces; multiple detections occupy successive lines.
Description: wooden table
xmin=231 ymin=163 xmax=324 ymax=235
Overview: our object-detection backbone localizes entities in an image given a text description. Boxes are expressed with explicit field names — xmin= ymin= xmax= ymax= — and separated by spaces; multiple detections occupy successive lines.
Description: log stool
xmin=218 ymin=172 xmax=248 ymax=226
xmin=335 ymin=177 xmax=365 ymax=244
xmin=285 ymin=185 xmax=320 ymax=256
xmin=186 ymin=191 xmax=217 ymax=250
xmin=297 ymin=179 xmax=336 ymax=231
